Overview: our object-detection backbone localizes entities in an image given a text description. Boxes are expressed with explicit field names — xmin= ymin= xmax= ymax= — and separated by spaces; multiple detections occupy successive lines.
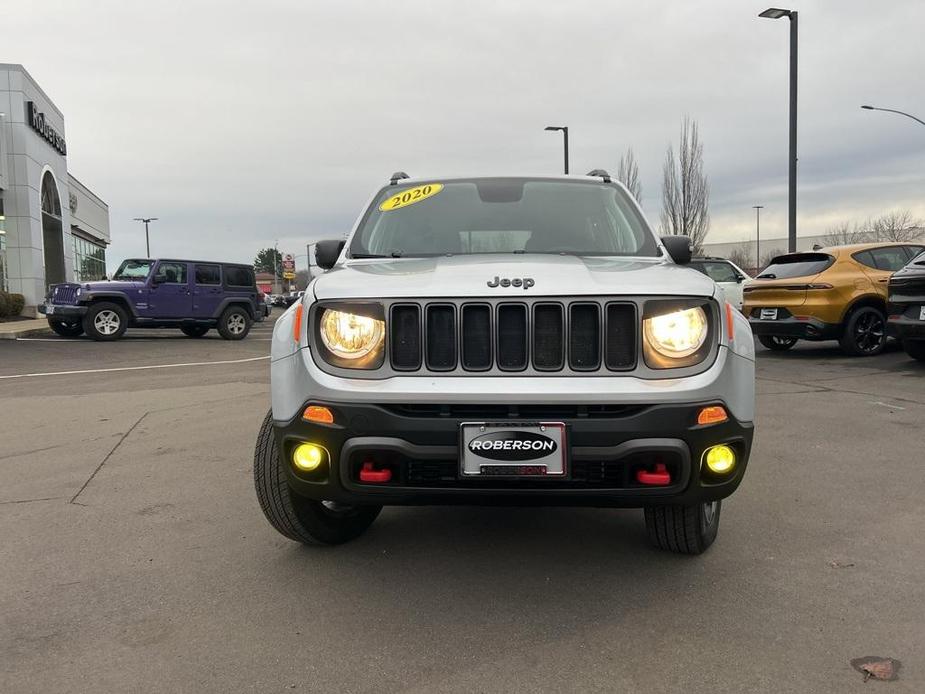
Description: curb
xmin=0 ymin=327 xmax=54 ymax=340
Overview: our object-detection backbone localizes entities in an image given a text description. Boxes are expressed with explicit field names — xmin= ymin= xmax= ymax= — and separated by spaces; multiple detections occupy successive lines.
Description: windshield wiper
xmin=350 ymin=253 xmax=391 ymax=259
xmin=757 ymin=273 xmax=777 ymax=279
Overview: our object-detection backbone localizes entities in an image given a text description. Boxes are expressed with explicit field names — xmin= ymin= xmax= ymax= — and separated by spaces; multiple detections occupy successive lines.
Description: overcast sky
xmin=3 ymin=0 xmax=924 ymax=269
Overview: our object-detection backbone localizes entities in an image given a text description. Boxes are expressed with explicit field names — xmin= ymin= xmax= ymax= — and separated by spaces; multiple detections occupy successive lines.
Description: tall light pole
xmin=759 ymin=8 xmax=798 ymax=253
xmin=133 ymin=217 xmax=158 ymax=257
xmin=752 ymin=205 xmax=764 ymax=270
xmin=274 ymin=240 xmax=280 ymax=294
xmin=544 ymin=126 xmax=569 ymax=174
xmin=861 ymin=105 xmax=925 ymax=128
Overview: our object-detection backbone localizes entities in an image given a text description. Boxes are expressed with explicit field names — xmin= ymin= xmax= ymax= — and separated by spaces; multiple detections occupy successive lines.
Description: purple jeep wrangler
xmin=40 ymin=258 xmax=266 ymax=341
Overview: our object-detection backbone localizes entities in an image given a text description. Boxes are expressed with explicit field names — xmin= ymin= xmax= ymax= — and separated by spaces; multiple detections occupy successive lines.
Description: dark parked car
xmin=40 ymin=258 xmax=265 ymax=341
xmin=257 ymin=292 xmax=271 ymax=319
xmin=887 ymin=249 xmax=925 ymax=361
xmin=283 ymin=290 xmax=304 ymax=307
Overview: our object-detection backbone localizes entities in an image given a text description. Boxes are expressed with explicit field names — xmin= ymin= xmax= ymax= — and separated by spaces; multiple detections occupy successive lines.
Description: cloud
xmin=3 ymin=0 xmax=923 ymax=268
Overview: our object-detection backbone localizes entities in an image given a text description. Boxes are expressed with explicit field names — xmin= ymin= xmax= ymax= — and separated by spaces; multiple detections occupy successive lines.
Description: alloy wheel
xmin=228 ymin=314 xmax=246 ymax=335
xmin=94 ymin=310 xmax=121 ymax=335
xmin=854 ymin=312 xmax=884 ymax=353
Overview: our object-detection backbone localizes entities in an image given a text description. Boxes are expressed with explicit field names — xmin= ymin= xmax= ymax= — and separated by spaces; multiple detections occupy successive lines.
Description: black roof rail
xmin=586 ymin=169 xmax=612 ymax=182
xmin=389 ymin=171 xmax=410 ymax=185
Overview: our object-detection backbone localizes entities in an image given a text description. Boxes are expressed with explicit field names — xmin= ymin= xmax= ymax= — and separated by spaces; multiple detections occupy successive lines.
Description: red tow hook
xmin=636 ymin=463 xmax=671 ymax=486
xmin=359 ymin=461 xmax=392 ymax=483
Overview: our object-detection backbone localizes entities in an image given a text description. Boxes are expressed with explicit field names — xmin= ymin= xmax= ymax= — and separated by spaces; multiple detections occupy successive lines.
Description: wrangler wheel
xmin=181 ymin=325 xmax=210 ymax=338
xmin=48 ymin=320 xmax=84 ymax=338
xmin=218 ymin=306 xmax=251 ymax=340
xmin=253 ymin=411 xmax=381 ymax=545
xmin=83 ymin=302 xmax=128 ymax=341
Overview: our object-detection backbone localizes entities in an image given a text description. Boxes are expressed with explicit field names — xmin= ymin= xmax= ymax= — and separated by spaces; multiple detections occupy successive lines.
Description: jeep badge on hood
xmin=487 ymin=276 xmax=535 ymax=289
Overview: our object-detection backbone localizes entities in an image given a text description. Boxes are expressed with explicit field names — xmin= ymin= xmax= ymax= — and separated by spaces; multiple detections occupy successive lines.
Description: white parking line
xmin=0 ymin=355 xmax=270 ymax=380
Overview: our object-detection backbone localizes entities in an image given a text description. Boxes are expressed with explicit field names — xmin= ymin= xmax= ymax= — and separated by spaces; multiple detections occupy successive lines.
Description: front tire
xmin=48 ymin=319 xmax=84 ymax=337
xmin=180 ymin=325 xmax=210 ymax=338
xmin=758 ymin=335 xmax=797 ymax=351
xmin=253 ymin=411 xmax=381 ymax=545
xmin=902 ymin=339 xmax=925 ymax=362
xmin=83 ymin=302 xmax=128 ymax=341
xmin=217 ymin=306 xmax=252 ymax=340
xmin=644 ymin=501 xmax=721 ymax=555
xmin=839 ymin=306 xmax=886 ymax=356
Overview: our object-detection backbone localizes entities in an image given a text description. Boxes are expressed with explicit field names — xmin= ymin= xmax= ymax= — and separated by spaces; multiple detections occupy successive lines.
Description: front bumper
xmin=39 ymin=303 xmax=88 ymax=319
xmin=274 ymin=401 xmax=754 ymax=507
xmin=887 ymin=314 xmax=925 ymax=340
xmin=748 ymin=315 xmax=840 ymax=340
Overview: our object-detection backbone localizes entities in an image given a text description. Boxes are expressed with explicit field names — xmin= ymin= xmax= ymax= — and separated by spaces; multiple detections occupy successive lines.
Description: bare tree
xmin=660 ymin=117 xmax=710 ymax=254
xmin=616 ymin=148 xmax=642 ymax=201
xmin=759 ymin=248 xmax=785 ymax=271
xmin=822 ymin=221 xmax=871 ymax=247
xmin=869 ymin=209 xmax=924 ymax=242
xmin=727 ymin=243 xmax=755 ymax=274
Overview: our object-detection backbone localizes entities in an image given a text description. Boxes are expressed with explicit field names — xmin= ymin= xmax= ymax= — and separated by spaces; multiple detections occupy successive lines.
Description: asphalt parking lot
xmin=2 ymin=320 xmax=923 ymax=693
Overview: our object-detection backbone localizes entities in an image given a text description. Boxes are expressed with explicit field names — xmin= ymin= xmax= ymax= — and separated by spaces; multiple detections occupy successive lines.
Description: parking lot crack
xmin=69 ymin=412 xmax=149 ymax=505
xmin=0 ymin=496 xmax=68 ymax=505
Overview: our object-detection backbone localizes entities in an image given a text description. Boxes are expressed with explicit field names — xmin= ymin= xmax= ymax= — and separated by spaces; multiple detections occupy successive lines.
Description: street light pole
xmin=759 ymin=8 xmax=798 ymax=253
xmin=752 ymin=205 xmax=764 ymax=270
xmin=861 ymin=105 xmax=925 ymax=128
xmin=274 ymin=240 xmax=280 ymax=295
xmin=133 ymin=217 xmax=158 ymax=257
xmin=544 ymin=126 xmax=569 ymax=174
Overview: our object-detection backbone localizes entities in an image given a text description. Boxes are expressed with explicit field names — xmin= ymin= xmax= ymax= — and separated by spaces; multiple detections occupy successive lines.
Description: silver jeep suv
xmin=254 ymin=173 xmax=756 ymax=554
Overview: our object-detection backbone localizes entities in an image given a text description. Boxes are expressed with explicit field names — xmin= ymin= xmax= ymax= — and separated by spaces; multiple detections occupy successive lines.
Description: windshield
xmin=113 ymin=259 xmax=155 ymax=280
xmin=348 ymin=178 xmax=658 ymax=258
xmin=757 ymin=253 xmax=834 ymax=280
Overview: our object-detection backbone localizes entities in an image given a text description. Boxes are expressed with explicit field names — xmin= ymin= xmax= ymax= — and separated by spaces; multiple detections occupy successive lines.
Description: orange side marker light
xmin=293 ymin=304 xmax=304 ymax=343
xmin=697 ymin=405 xmax=729 ymax=426
xmin=303 ymin=405 xmax=335 ymax=424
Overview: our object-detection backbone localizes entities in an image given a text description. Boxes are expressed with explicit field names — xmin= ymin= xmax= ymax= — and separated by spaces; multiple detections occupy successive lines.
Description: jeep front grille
xmin=50 ymin=285 xmax=79 ymax=305
xmin=388 ymin=299 xmax=637 ymax=374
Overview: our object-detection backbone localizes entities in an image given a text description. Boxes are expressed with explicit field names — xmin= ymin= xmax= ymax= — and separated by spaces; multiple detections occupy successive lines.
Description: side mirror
xmin=315 ymin=239 xmax=346 ymax=270
xmin=660 ymin=235 xmax=692 ymax=265
xmin=151 ymin=272 xmax=166 ymax=285
xmin=735 ymin=274 xmax=745 ymax=284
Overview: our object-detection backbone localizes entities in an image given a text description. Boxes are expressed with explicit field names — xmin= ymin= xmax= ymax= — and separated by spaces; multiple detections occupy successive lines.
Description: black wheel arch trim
xmin=213 ymin=297 xmax=257 ymax=320
xmin=82 ymin=292 xmax=139 ymax=317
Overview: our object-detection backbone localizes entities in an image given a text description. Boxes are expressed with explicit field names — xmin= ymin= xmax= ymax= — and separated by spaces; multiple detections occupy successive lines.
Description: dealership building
xmin=0 ymin=63 xmax=110 ymax=313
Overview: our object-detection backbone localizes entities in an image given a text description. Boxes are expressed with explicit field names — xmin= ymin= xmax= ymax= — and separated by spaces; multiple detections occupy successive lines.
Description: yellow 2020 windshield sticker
xmin=379 ymin=183 xmax=444 ymax=211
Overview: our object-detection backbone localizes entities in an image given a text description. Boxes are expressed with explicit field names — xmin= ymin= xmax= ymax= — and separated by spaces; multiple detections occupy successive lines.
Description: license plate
xmin=920 ymin=306 xmax=925 ymax=321
xmin=460 ymin=422 xmax=566 ymax=477
xmin=760 ymin=308 xmax=778 ymax=320
xmin=46 ymin=306 xmax=55 ymax=315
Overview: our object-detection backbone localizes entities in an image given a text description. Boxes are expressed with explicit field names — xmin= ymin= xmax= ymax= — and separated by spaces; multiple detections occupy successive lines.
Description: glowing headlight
xmin=643 ymin=306 xmax=708 ymax=358
xmin=319 ymin=309 xmax=385 ymax=359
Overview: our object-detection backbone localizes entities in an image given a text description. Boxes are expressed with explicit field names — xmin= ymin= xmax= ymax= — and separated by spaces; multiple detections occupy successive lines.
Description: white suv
xmin=254 ymin=173 xmax=756 ymax=554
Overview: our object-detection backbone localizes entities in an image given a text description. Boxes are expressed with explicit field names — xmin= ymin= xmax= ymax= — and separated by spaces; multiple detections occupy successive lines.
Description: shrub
xmin=0 ymin=291 xmax=10 ymax=318
xmin=9 ymin=293 xmax=25 ymax=316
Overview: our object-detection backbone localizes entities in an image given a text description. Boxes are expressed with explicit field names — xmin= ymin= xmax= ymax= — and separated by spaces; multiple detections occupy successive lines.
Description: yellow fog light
xmin=704 ymin=444 xmax=736 ymax=474
xmin=292 ymin=443 xmax=326 ymax=472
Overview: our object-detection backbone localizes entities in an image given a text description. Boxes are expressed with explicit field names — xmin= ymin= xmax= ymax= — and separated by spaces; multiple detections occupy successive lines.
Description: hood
xmin=312 ymin=255 xmax=716 ymax=300
xmin=83 ymin=279 xmax=146 ymax=291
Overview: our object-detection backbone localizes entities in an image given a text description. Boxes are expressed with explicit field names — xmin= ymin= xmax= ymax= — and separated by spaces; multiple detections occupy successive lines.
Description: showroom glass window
xmin=73 ymin=235 xmax=107 ymax=281
xmin=0 ymin=196 xmax=7 ymax=291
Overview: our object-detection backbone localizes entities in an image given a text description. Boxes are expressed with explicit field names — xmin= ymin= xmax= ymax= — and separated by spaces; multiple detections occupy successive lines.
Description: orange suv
xmin=744 ymin=242 xmax=925 ymax=356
